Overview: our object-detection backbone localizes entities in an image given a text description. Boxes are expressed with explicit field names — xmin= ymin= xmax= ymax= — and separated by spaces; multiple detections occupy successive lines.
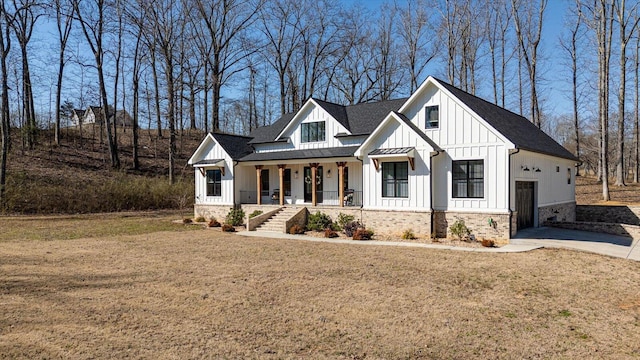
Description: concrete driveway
xmin=512 ymin=227 xmax=640 ymax=261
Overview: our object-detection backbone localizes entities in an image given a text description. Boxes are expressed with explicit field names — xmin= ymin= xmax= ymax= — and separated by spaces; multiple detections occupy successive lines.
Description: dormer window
xmin=301 ymin=121 xmax=325 ymax=142
xmin=425 ymin=105 xmax=439 ymax=129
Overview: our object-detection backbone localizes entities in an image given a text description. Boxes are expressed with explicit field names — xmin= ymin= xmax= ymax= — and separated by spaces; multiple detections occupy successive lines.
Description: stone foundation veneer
xmin=577 ymin=205 xmax=640 ymax=225
xmin=538 ymin=202 xmax=576 ymax=226
xmin=434 ymin=211 xmax=511 ymax=244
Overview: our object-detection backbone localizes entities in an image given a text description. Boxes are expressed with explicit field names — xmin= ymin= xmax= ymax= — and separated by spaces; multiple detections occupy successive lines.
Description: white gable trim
xmin=274 ymin=98 xmax=351 ymax=141
xmin=188 ymin=133 xmax=229 ymax=165
xmin=354 ymin=112 xmax=434 ymax=158
xmin=398 ymin=76 xmax=515 ymax=148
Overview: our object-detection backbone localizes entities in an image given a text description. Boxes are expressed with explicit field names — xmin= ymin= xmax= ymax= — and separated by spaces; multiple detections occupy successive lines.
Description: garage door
xmin=516 ymin=181 xmax=535 ymax=229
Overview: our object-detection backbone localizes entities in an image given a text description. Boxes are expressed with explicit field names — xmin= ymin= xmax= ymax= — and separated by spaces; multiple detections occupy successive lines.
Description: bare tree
xmin=582 ymin=0 xmax=614 ymax=200
xmin=53 ymin=0 xmax=73 ymax=146
xmin=511 ymin=0 xmax=547 ymax=128
xmin=74 ymin=0 xmax=120 ymax=168
xmin=486 ymin=0 xmax=512 ymax=106
xmin=0 ymin=1 xmax=11 ymax=208
xmin=559 ymin=1 xmax=584 ymax=168
xmin=613 ymin=0 xmax=640 ymax=185
xmin=259 ymin=0 xmax=303 ymax=115
xmin=193 ymin=0 xmax=262 ymax=132
xmin=635 ymin=34 xmax=639 ymax=183
xmin=9 ymin=0 xmax=43 ymax=149
xmin=396 ymin=0 xmax=438 ymax=93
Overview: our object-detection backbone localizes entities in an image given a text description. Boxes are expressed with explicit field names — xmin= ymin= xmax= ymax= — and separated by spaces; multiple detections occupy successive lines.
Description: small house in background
xmin=189 ymin=76 xmax=580 ymax=243
xmin=70 ymin=109 xmax=85 ymax=126
xmin=82 ymin=106 xmax=133 ymax=127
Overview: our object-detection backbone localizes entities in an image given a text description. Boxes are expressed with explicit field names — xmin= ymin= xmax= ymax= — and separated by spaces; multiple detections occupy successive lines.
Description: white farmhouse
xmin=188 ymin=76 xmax=579 ymax=242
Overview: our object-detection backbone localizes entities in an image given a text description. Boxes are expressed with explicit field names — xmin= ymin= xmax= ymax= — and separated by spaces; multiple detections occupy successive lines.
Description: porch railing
xmin=317 ymin=190 xmax=362 ymax=207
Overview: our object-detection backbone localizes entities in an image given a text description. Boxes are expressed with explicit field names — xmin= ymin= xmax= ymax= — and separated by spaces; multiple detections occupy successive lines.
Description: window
xmin=452 ymin=160 xmax=484 ymax=198
xmin=425 ymin=105 xmax=439 ymax=129
xmin=206 ymin=169 xmax=222 ymax=197
xmin=567 ymin=168 xmax=571 ymax=184
xmin=382 ymin=162 xmax=408 ymax=198
xmin=261 ymin=169 xmax=269 ymax=196
xmin=301 ymin=121 xmax=326 ymax=142
xmin=284 ymin=169 xmax=291 ymax=196
xmin=343 ymin=167 xmax=349 ymax=191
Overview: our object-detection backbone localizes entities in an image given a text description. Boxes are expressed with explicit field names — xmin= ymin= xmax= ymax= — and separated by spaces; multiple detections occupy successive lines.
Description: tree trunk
xmin=151 ymin=48 xmax=162 ymax=138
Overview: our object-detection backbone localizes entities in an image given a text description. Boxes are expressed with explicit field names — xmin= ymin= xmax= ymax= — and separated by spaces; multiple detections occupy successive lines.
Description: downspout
xmin=429 ymin=150 xmax=443 ymax=237
xmin=356 ymin=156 xmax=364 ymax=223
xmin=508 ymin=148 xmax=520 ymax=238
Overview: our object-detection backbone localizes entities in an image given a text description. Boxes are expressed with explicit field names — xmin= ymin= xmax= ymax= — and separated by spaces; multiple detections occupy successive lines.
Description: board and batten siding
xmin=193 ymin=140 xmax=235 ymax=206
xmin=402 ymin=82 xmax=510 ymax=213
xmin=361 ymin=119 xmax=433 ymax=211
xmin=510 ymin=150 xmax=576 ymax=209
xmin=283 ymin=103 xmax=350 ymax=150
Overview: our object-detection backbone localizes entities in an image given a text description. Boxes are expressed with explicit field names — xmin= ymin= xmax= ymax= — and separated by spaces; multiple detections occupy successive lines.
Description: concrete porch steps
xmin=255 ymin=207 xmax=301 ymax=233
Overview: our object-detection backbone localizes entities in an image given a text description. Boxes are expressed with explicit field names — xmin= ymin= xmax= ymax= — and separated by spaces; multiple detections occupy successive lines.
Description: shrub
xmin=225 ymin=208 xmax=245 ymax=226
xmin=221 ymin=224 xmax=236 ymax=232
xmin=481 ymin=239 xmax=495 ymax=248
xmin=195 ymin=216 xmax=206 ymax=223
xmin=402 ymin=229 xmax=416 ymax=240
xmin=343 ymin=220 xmax=362 ymax=237
xmin=324 ymin=229 xmax=339 ymax=238
xmin=449 ymin=220 xmax=471 ymax=241
xmin=289 ymin=224 xmax=305 ymax=234
xmin=208 ymin=219 xmax=221 ymax=227
xmin=336 ymin=213 xmax=355 ymax=230
xmin=353 ymin=228 xmax=373 ymax=240
xmin=306 ymin=211 xmax=333 ymax=232
xmin=249 ymin=210 xmax=263 ymax=219
xmin=182 ymin=218 xmax=193 ymax=224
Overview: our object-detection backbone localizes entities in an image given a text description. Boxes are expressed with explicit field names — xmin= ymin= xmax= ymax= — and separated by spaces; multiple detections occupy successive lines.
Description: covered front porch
xmin=235 ymin=160 xmax=363 ymax=207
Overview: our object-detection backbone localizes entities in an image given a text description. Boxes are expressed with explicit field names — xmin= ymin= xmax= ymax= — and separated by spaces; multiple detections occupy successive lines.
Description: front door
xmin=516 ymin=181 xmax=535 ymax=229
xmin=303 ymin=166 xmax=323 ymax=203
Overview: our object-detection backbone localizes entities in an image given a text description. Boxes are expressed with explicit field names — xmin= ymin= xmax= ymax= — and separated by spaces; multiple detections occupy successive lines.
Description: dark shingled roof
xmin=248 ymin=98 xmax=407 ymax=144
xmin=240 ymin=146 xmax=359 ymax=162
xmin=433 ymin=78 xmax=579 ymax=161
xmin=211 ymin=133 xmax=254 ymax=160
xmin=248 ymin=113 xmax=294 ymax=144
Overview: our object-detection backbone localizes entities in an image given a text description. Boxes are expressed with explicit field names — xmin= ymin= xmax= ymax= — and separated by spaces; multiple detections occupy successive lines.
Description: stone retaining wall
xmin=538 ymin=202 xmax=576 ymax=225
xmin=546 ymin=221 xmax=640 ymax=241
xmin=285 ymin=207 xmax=308 ymax=234
xmin=434 ymin=211 xmax=511 ymax=244
xmin=576 ymin=205 xmax=640 ymax=225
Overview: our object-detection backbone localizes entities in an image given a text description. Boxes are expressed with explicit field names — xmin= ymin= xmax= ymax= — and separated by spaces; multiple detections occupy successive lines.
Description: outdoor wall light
xmin=327 ymin=169 xmax=331 ymax=178
xmin=534 ymin=167 xmax=541 ymax=173
xmin=294 ymin=170 xmax=299 ymax=179
xmin=521 ymin=165 xmax=530 ymax=171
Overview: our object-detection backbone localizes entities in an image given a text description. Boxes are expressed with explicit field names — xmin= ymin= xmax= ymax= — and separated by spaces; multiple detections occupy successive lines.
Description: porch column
xmin=255 ymin=165 xmax=263 ymax=205
xmin=278 ymin=164 xmax=286 ymax=206
xmin=310 ymin=163 xmax=319 ymax=206
xmin=337 ymin=162 xmax=346 ymax=207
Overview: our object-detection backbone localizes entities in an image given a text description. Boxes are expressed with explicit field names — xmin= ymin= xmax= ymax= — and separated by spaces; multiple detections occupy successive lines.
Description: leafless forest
xmin=0 ymin=0 xmax=639 ymax=208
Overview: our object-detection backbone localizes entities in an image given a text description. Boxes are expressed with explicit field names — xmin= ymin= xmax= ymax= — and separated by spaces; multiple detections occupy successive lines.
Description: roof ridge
xmin=431 ymin=77 xmax=526 ymax=121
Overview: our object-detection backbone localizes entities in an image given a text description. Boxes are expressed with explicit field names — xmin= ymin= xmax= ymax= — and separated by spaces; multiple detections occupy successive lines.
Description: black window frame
xmin=261 ymin=169 xmax=269 ymax=196
xmin=452 ymin=160 xmax=484 ymax=199
xmin=284 ymin=168 xmax=291 ymax=196
xmin=382 ymin=162 xmax=409 ymax=198
xmin=301 ymin=121 xmax=326 ymax=143
xmin=425 ymin=105 xmax=439 ymax=129
xmin=206 ymin=169 xmax=222 ymax=197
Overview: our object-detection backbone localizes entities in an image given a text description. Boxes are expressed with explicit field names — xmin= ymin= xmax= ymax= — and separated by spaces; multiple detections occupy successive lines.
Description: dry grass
xmin=1 ymin=216 xmax=640 ymax=359
xmin=577 ymin=176 xmax=640 ymax=205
